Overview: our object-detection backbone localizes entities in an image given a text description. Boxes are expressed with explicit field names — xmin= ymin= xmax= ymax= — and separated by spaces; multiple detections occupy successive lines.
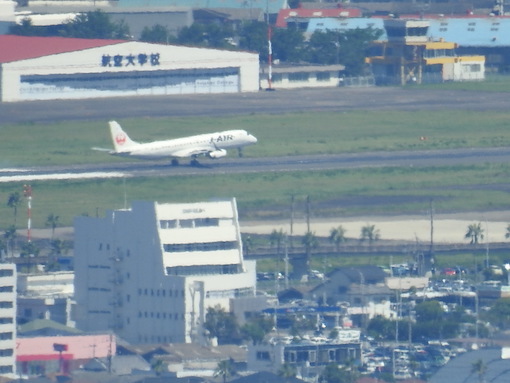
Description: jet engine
xmin=208 ymin=149 xmax=227 ymax=159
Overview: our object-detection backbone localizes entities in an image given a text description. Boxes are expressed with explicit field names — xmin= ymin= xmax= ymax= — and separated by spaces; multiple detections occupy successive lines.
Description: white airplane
xmin=96 ymin=120 xmax=257 ymax=166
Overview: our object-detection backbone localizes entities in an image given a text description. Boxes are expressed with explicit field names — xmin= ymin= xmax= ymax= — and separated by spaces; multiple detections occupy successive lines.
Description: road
xmin=2 ymin=87 xmax=510 ymax=124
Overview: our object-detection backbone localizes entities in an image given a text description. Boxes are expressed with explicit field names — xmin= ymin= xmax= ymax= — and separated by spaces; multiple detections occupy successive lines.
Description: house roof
xmin=429 ymin=348 xmax=510 ymax=383
xmin=0 ymin=35 xmax=125 ymax=64
xmin=276 ymin=6 xmax=363 ymax=27
xmin=230 ymin=371 xmax=306 ymax=383
xmin=18 ymin=318 xmax=83 ymax=336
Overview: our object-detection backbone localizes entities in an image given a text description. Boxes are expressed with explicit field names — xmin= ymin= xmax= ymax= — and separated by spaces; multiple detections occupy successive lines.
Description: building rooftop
xmin=0 ymin=35 xmax=124 ymax=63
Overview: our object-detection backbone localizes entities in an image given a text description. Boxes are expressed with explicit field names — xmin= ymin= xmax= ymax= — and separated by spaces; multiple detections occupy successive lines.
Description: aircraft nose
xmin=250 ymin=134 xmax=258 ymax=143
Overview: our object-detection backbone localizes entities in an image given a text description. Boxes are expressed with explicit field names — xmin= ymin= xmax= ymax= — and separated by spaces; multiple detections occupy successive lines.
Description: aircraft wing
xmin=171 ymin=147 xmax=214 ymax=158
xmin=92 ymin=147 xmax=114 ymax=153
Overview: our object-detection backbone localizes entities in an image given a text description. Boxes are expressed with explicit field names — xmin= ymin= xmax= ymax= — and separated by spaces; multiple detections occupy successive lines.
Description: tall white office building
xmin=0 ymin=264 xmax=16 ymax=378
xmin=74 ymin=199 xmax=256 ymax=344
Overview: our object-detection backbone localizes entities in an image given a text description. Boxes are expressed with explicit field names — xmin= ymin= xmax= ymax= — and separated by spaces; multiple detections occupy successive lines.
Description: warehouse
xmin=0 ymin=35 xmax=259 ymax=102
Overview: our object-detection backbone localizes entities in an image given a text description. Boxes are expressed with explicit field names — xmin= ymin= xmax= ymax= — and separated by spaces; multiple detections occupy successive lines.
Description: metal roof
xmin=306 ymin=17 xmax=510 ymax=47
xmin=429 ymin=348 xmax=510 ymax=383
xmin=0 ymin=35 xmax=125 ymax=64
xmin=116 ymin=0 xmax=286 ymax=13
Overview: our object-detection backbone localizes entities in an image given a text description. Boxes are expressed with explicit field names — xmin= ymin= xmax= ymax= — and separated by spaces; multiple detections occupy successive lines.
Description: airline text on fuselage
xmin=210 ymin=134 xmax=234 ymax=144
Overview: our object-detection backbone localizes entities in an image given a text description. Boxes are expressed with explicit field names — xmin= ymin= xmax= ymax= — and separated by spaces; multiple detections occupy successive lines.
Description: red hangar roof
xmin=0 ymin=35 xmax=126 ymax=64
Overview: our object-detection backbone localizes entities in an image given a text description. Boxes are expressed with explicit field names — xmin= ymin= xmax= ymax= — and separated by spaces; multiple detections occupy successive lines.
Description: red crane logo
xmin=116 ymin=133 xmax=126 ymax=146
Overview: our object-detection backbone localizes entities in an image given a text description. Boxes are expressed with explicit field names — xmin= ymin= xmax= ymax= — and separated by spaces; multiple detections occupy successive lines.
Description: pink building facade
xmin=16 ymin=334 xmax=116 ymax=376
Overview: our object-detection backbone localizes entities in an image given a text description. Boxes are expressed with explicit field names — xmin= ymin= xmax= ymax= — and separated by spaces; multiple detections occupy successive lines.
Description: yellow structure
xmin=366 ymin=19 xmax=485 ymax=85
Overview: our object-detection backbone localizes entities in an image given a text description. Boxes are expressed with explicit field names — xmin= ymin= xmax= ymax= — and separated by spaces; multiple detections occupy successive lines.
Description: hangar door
xmin=19 ymin=67 xmax=240 ymax=101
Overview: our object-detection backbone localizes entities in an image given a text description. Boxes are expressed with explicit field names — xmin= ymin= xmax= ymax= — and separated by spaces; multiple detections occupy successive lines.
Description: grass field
xmin=2 ymin=91 xmax=510 ymax=230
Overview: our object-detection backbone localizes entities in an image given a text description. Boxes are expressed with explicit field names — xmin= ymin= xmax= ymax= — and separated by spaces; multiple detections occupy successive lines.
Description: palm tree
xmin=465 ymin=222 xmax=484 ymax=244
xmin=269 ymin=228 xmax=285 ymax=255
xmin=3 ymin=226 xmax=17 ymax=257
xmin=214 ymin=359 xmax=235 ymax=383
xmin=47 ymin=239 xmax=71 ymax=271
xmin=360 ymin=224 xmax=380 ymax=245
xmin=302 ymin=231 xmax=319 ymax=276
xmin=45 ymin=213 xmax=60 ymax=240
xmin=0 ymin=239 xmax=6 ymax=261
xmin=329 ymin=225 xmax=346 ymax=252
xmin=505 ymin=224 xmax=510 ymax=240
xmin=471 ymin=358 xmax=487 ymax=383
xmin=242 ymin=235 xmax=253 ymax=256
xmin=20 ymin=241 xmax=40 ymax=258
xmin=7 ymin=192 xmax=21 ymax=227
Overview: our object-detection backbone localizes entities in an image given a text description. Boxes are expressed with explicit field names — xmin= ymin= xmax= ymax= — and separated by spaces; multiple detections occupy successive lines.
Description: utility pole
xmin=23 ymin=184 xmax=32 ymax=242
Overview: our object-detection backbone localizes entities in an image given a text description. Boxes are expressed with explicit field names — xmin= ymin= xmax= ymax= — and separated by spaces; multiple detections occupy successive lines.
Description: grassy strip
xmin=1 ymin=163 xmax=509 ymax=229
xmin=2 ymin=109 xmax=510 ymax=166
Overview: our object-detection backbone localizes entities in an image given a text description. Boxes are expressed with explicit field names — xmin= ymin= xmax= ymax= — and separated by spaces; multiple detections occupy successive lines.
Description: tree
xmin=177 ymin=23 xmax=235 ymax=49
xmin=269 ymin=228 xmax=285 ymax=256
xmin=242 ymin=235 xmax=253 ymax=256
xmin=214 ymin=359 xmax=235 ymax=383
xmin=7 ymin=192 xmax=22 ymax=227
xmin=238 ymin=21 xmax=268 ymax=60
xmin=360 ymin=224 xmax=380 ymax=245
xmin=367 ymin=315 xmax=395 ymax=341
xmin=306 ymin=28 xmax=383 ymax=74
xmin=9 ymin=18 xmax=38 ymax=36
xmin=47 ymin=239 xmax=71 ymax=271
xmin=471 ymin=359 xmax=487 ymax=383
xmin=320 ymin=362 xmax=358 ymax=383
xmin=272 ymin=27 xmax=306 ymax=63
xmin=336 ymin=28 xmax=383 ymax=75
xmin=486 ymin=297 xmax=510 ymax=329
xmin=278 ymin=362 xmax=297 ymax=380
xmin=61 ymin=10 xmax=130 ymax=39
xmin=20 ymin=240 xmax=39 ymax=257
xmin=140 ymin=24 xmax=175 ymax=44
xmin=240 ymin=316 xmax=273 ymax=344
xmin=0 ymin=239 xmax=6 ymax=261
xmin=4 ymin=226 xmax=17 ymax=257
xmin=465 ymin=222 xmax=484 ymax=244
xmin=45 ymin=213 xmax=60 ymax=240
xmin=329 ymin=225 xmax=346 ymax=252
xmin=204 ymin=305 xmax=240 ymax=344
xmin=505 ymin=223 xmax=510 ymax=240
xmin=301 ymin=231 xmax=319 ymax=275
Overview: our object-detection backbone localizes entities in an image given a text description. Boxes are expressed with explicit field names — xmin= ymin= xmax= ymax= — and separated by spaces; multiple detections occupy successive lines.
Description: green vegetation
xmin=1 ymin=163 xmax=509 ymax=229
xmin=2 ymin=108 xmax=510 ymax=229
xmin=417 ymin=74 xmax=510 ymax=92
xmin=3 ymin=109 xmax=510 ymax=166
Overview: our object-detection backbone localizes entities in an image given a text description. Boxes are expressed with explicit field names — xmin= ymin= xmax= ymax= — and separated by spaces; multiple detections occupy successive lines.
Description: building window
xmin=0 ymin=318 xmax=13 ymax=324
xmin=0 ymin=302 xmax=13 ymax=309
xmin=288 ymin=72 xmax=309 ymax=82
xmin=0 ymin=270 xmax=13 ymax=277
xmin=0 ymin=332 xmax=12 ymax=340
xmin=316 ymin=72 xmax=331 ymax=82
xmin=0 ymin=349 xmax=13 ymax=357
xmin=0 ymin=286 xmax=13 ymax=293
xmin=256 ymin=351 xmax=271 ymax=361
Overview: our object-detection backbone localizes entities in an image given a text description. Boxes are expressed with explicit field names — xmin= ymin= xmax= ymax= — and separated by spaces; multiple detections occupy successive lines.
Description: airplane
xmin=95 ymin=120 xmax=257 ymax=166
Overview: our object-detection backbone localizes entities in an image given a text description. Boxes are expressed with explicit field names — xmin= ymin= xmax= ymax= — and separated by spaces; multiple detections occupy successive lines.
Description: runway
xmin=1 ymin=146 xmax=509 ymax=182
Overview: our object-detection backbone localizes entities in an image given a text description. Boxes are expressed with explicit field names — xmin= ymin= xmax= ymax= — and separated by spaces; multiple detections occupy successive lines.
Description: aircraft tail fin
xmin=109 ymin=121 xmax=139 ymax=152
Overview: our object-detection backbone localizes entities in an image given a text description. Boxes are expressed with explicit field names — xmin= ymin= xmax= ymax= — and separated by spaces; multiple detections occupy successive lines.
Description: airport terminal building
xmin=0 ymin=35 xmax=259 ymax=102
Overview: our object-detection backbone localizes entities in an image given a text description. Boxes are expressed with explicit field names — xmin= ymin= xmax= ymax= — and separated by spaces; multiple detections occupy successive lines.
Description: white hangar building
xmin=0 ymin=35 xmax=259 ymax=102
xmin=73 ymin=199 xmax=257 ymax=345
